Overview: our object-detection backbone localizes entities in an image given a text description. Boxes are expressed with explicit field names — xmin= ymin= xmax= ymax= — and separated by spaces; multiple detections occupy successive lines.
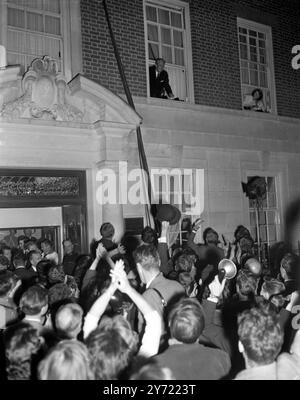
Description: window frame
xmin=237 ymin=17 xmax=277 ymax=114
xmin=143 ymin=0 xmax=195 ymax=103
xmin=246 ymin=173 xmax=282 ymax=250
xmin=0 ymin=0 xmax=82 ymax=81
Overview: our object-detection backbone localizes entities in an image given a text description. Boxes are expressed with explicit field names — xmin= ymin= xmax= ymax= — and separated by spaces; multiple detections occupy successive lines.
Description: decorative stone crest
xmin=0 ymin=56 xmax=83 ymax=122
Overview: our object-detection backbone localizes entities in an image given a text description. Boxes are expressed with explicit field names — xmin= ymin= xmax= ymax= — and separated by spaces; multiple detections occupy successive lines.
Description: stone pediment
xmin=0 ymin=56 xmax=142 ymax=127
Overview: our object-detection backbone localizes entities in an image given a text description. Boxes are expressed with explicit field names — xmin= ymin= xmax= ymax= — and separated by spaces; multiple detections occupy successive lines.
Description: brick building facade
xmin=80 ymin=0 xmax=300 ymax=118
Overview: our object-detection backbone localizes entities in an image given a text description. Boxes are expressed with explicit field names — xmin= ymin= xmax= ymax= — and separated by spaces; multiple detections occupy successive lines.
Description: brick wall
xmin=190 ymin=0 xmax=300 ymax=117
xmin=80 ymin=0 xmax=147 ymax=97
xmin=80 ymin=0 xmax=300 ymax=118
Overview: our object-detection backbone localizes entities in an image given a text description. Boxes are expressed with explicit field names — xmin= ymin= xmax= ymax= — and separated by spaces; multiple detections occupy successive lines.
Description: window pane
xmin=162 ymin=45 xmax=172 ymax=63
xmin=249 ymin=30 xmax=257 ymax=37
xmin=44 ymin=36 xmax=62 ymax=60
xmin=267 ymin=211 xmax=276 ymax=224
xmin=260 ymin=72 xmax=267 ymax=87
xmin=148 ymin=24 xmax=158 ymax=42
xmin=158 ymin=9 xmax=170 ymax=25
xmin=8 ymin=0 xmax=24 ymax=6
xmin=250 ymin=211 xmax=256 ymax=226
xmin=239 ymin=27 xmax=247 ymax=34
xmin=259 ymin=211 xmax=266 ymax=225
xmin=175 ymin=48 xmax=184 ymax=65
xmin=26 ymin=0 xmax=43 ymax=10
xmin=239 ymin=34 xmax=247 ymax=43
xmin=148 ymin=43 xmax=159 ymax=60
xmin=249 ymin=37 xmax=256 ymax=46
xmin=241 ymin=68 xmax=249 ymax=84
xmin=173 ymin=30 xmax=183 ymax=47
xmin=8 ymin=7 xmax=25 ymax=28
xmin=258 ymin=32 xmax=265 ymax=39
xmin=146 ymin=5 xmax=157 ymax=22
xmin=27 ymin=11 xmax=44 ymax=32
xmin=259 ymin=40 xmax=265 ymax=48
xmin=268 ymin=193 xmax=277 ymax=208
xmin=250 ymin=52 xmax=257 ymax=62
xmin=268 ymin=225 xmax=277 ymax=242
xmin=240 ymin=44 xmax=248 ymax=59
xmin=7 ymin=29 xmax=26 ymax=52
xmin=250 ymin=69 xmax=259 ymax=85
xmin=171 ymin=12 xmax=182 ymax=28
xmin=44 ymin=0 xmax=60 ymax=14
xmin=161 ymin=27 xmax=171 ymax=44
xmin=259 ymin=226 xmax=267 ymax=242
xmin=45 ymin=16 xmax=61 ymax=35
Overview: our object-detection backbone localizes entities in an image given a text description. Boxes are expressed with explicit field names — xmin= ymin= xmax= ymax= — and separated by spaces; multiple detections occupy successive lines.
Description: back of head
xmin=168 ymin=298 xmax=205 ymax=343
xmin=13 ymin=251 xmax=26 ymax=268
xmin=5 ymin=322 xmax=43 ymax=380
xmin=236 ymin=269 xmax=258 ymax=299
xmin=85 ymin=322 xmax=133 ymax=380
xmin=280 ymin=253 xmax=298 ymax=280
xmin=55 ymin=303 xmax=83 ymax=339
xmin=175 ymin=254 xmax=194 ymax=273
xmin=238 ymin=302 xmax=283 ymax=365
xmin=243 ymin=257 xmax=262 ymax=276
xmin=100 ymin=222 xmax=115 ymax=239
xmin=38 ymin=340 xmax=93 ymax=380
xmin=36 ymin=259 xmax=55 ymax=287
xmin=141 ymin=226 xmax=158 ymax=246
xmin=0 ymin=255 xmax=10 ymax=271
xmin=48 ymin=283 xmax=72 ymax=308
xmin=133 ymin=244 xmax=160 ymax=272
xmin=130 ymin=363 xmax=174 ymax=380
xmin=20 ymin=285 xmax=48 ymax=316
xmin=0 ymin=270 xmax=18 ymax=297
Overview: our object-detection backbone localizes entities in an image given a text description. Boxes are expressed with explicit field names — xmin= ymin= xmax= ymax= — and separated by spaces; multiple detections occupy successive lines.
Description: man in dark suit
xmin=149 ymin=58 xmax=174 ymax=99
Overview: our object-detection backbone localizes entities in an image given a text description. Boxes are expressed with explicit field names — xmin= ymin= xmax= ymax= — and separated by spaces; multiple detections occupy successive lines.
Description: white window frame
xmin=143 ymin=0 xmax=194 ymax=103
xmin=246 ymin=173 xmax=282 ymax=250
xmin=237 ymin=17 xmax=277 ymax=114
xmin=0 ymin=0 xmax=82 ymax=81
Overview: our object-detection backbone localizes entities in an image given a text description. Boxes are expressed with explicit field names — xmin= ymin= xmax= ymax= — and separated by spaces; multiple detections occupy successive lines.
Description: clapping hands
xmin=110 ymin=259 xmax=131 ymax=294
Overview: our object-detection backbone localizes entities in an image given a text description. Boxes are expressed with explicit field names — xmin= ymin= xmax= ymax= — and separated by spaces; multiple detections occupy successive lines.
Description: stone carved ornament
xmin=0 ymin=56 xmax=83 ymax=122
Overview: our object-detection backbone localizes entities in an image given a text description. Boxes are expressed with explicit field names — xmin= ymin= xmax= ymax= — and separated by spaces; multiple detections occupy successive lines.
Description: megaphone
xmin=218 ymin=259 xmax=237 ymax=282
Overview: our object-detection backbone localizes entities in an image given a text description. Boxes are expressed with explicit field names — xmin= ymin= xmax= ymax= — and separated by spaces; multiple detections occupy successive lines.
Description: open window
xmin=237 ymin=17 xmax=277 ymax=114
xmin=144 ymin=0 xmax=194 ymax=102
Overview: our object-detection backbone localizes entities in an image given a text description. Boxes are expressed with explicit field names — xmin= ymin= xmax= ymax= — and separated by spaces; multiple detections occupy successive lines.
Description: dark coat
xmin=149 ymin=65 xmax=173 ymax=98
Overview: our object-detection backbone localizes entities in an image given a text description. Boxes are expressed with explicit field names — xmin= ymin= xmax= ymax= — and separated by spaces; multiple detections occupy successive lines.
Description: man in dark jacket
xmin=149 ymin=58 xmax=174 ymax=99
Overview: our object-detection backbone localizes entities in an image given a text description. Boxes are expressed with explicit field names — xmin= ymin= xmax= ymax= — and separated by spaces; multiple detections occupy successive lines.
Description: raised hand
xmin=96 ymin=243 xmax=107 ymax=259
xmin=208 ymin=274 xmax=226 ymax=299
xmin=192 ymin=218 xmax=204 ymax=231
xmin=117 ymin=243 xmax=126 ymax=255
xmin=161 ymin=221 xmax=170 ymax=237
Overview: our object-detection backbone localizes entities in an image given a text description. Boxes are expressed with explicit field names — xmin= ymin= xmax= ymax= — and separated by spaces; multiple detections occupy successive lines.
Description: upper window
xmin=237 ymin=18 xmax=276 ymax=114
xmin=6 ymin=0 xmax=63 ymax=73
xmin=0 ymin=0 xmax=82 ymax=80
xmin=144 ymin=0 xmax=194 ymax=102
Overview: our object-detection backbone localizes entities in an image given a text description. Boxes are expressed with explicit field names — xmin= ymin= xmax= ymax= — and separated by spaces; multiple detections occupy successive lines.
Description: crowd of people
xmin=0 ymin=218 xmax=299 ymax=380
